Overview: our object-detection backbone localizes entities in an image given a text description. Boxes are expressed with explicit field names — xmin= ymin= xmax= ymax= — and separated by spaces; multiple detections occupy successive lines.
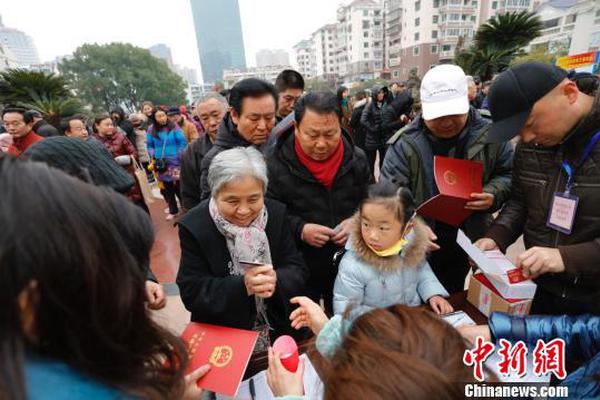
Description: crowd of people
xmin=1 ymin=62 xmax=599 ymax=399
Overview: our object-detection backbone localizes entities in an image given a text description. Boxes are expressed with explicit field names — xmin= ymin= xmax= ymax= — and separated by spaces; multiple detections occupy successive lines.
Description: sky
xmin=1 ymin=0 xmax=344 ymax=83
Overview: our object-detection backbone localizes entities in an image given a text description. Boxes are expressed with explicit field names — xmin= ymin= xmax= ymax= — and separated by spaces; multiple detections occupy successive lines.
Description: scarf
xmin=209 ymin=198 xmax=272 ymax=351
xmin=8 ymin=131 xmax=43 ymax=156
xmin=294 ymin=136 xmax=344 ymax=189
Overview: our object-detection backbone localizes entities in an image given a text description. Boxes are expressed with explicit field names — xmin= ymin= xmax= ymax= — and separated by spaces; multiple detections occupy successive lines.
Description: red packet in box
xmin=417 ymin=156 xmax=484 ymax=226
xmin=181 ymin=322 xmax=258 ymax=397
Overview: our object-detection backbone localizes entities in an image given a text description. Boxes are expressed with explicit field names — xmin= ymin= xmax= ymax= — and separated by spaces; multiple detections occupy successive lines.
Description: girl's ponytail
xmin=396 ymin=186 xmax=416 ymax=225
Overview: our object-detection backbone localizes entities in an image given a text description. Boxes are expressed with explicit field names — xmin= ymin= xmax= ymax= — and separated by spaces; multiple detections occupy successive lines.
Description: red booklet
xmin=417 ymin=156 xmax=484 ymax=226
xmin=181 ymin=322 xmax=259 ymax=397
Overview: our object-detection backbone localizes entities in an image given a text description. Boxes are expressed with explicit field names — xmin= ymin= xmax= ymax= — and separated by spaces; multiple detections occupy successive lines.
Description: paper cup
xmin=273 ymin=335 xmax=299 ymax=372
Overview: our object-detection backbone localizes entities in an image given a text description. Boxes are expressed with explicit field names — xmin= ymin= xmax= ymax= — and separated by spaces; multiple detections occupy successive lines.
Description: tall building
xmin=256 ymin=49 xmax=290 ymax=67
xmin=0 ymin=16 xmax=40 ymax=67
xmin=0 ymin=43 xmax=18 ymax=71
xmin=222 ymin=65 xmax=293 ymax=88
xmin=311 ymin=23 xmax=339 ymax=83
xmin=529 ymin=0 xmax=600 ymax=55
xmin=148 ymin=44 xmax=174 ymax=68
xmin=190 ymin=0 xmax=246 ymax=83
xmin=293 ymin=39 xmax=316 ymax=79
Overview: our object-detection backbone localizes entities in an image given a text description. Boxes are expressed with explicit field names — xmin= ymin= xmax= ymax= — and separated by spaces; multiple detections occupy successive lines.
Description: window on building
xmin=374 ymin=41 xmax=381 ymax=47
xmin=393 ymin=70 xmax=400 ymax=77
xmin=447 ymin=28 xmax=460 ymax=37
xmin=433 ymin=0 xmax=440 ymax=7
xmin=471 ymin=0 xmax=477 ymax=6
xmin=415 ymin=32 xmax=420 ymax=41
xmin=330 ymin=67 xmax=334 ymax=72
xmin=471 ymin=15 xmax=476 ymax=22
xmin=363 ymin=20 xmax=370 ymax=29
xmin=374 ymin=20 xmax=381 ymax=26
xmin=364 ymin=52 xmax=369 ymax=58
xmin=415 ymin=1 xmax=421 ymax=11
xmin=374 ymin=10 xmax=381 ymax=16
xmin=462 ymin=14 xmax=467 ymax=20
xmin=433 ymin=15 xmax=439 ymax=23
xmin=415 ymin=17 xmax=420 ymax=26
xmin=442 ymin=44 xmax=452 ymax=52
xmin=432 ymin=30 xmax=438 ymax=39
xmin=431 ymin=44 xmax=439 ymax=53
xmin=542 ymin=18 xmax=560 ymax=29
xmin=491 ymin=1 xmax=498 ymax=9
xmin=413 ymin=46 xmax=420 ymax=56
xmin=364 ymin=31 xmax=369 ymax=38
xmin=565 ymin=14 xmax=577 ymax=24
xmin=364 ymin=42 xmax=369 ymax=48
xmin=450 ymin=13 xmax=460 ymax=21
xmin=363 ymin=10 xmax=369 ymax=16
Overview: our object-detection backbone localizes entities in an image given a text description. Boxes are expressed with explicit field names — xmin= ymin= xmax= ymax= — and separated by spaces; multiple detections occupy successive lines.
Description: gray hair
xmin=208 ymin=147 xmax=268 ymax=198
xmin=194 ymin=93 xmax=229 ymax=110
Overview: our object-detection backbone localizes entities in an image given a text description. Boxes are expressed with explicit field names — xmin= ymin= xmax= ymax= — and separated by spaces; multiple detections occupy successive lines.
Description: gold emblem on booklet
xmin=443 ymin=170 xmax=458 ymax=186
xmin=209 ymin=345 xmax=233 ymax=367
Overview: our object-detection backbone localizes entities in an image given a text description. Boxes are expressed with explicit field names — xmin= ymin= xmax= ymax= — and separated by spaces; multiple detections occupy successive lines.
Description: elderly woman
xmin=176 ymin=147 xmax=309 ymax=350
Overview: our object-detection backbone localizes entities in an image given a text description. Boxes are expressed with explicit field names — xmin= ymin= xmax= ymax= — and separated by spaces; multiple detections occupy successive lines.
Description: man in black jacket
xmin=275 ymin=69 xmax=304 ymax=122
xmin=361 ymin=84 xmax=390 ymax=177
xmin=348 ymin=90 xmax=368 ymax=150
xmin=24 ymin=110 xmax=59 ymax=137
xmin=110 ymin=106 xmax=136 ymax=145
xmin=198 ymin=78 xmax=278 ymax=201
xmin=381 ymin=90 xmax=413 ymax=144
xmin=266 ymin=92 xmax=372 ymax=313
xmin=180 ymin=93 xmax=228 ymax=211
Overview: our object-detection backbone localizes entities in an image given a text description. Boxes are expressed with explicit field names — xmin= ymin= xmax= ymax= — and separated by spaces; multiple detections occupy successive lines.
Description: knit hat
xmin=22 ymin=136 xmax=135 ymax=193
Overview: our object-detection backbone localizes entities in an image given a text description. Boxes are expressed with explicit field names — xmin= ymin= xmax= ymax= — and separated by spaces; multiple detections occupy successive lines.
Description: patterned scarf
xmin=209 ymin=198 xmax=272 ymax=351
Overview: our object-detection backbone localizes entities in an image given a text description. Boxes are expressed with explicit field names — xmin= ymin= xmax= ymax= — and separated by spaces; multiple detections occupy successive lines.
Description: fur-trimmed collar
xmin=349 ymin=212 xmax=429 ymax=271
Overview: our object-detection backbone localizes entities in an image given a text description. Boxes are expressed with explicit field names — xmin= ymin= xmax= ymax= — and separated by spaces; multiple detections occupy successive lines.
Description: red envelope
xmin=181 ymin=322 xmax=258 ymax=397
xmin=417 ymin=156 xmax=484 ymax=226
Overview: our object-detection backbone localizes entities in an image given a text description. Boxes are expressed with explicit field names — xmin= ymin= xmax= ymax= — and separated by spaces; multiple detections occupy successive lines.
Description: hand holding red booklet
xmin=181 ymin=322 xmax=259 ymax=397
xmin=417 ymin=156 xmax=484 ymax=226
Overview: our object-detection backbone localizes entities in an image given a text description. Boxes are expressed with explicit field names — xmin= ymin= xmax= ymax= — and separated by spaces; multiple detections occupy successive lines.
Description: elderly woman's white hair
xmin=208 ymin=147 xmax=268 ymax=198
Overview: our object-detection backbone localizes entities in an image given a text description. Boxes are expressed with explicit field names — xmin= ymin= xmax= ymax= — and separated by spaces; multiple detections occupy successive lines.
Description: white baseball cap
xmin=420 ymin=64 xmax=469 ymax=120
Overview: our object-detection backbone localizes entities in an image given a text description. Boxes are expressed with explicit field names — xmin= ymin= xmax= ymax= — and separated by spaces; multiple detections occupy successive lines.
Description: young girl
xmin=333 ymin=181 xmax=453 ymax=318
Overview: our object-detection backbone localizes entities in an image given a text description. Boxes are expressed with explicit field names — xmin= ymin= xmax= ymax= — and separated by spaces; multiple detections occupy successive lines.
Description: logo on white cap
xmin=420 ymin=64 xmax=469 ymax=120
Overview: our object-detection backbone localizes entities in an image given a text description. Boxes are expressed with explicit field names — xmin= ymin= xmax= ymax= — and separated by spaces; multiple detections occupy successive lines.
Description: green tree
xmin=59 ymin=43 xmax=186 ymax=113
xmin=455 ymin=11 xmax=542 ymax=81
xmin=0 ymin=69 xmax=70 ymax=105
xmin=305 ymin=78 xmax=336 ymax=92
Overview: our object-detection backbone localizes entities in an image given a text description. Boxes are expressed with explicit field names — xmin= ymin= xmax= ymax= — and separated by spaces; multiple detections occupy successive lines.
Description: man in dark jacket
xmin=381 ymin=90 xmax=413 ymax=144
xmin=381 ymin=64 xmax=513 ymax=294
xmin=348 ymin=90 xmax=368 ymax=150
xmin=477 ymin=62 xmax=600 ymax=315
xmin=361 ymin=84 xmax=390 ymax=177
xmin=266 ymin=92 xmax=372 ymax=313
xmin=198 ymin=78 xmax=278 ymax=201
xmin=180 ymin=93 xmax=228 ymax=211
xmin=275 ymin=69 xmax=304 ymax=122
xmin=110 ymin=106 xmax=136 ymax=146
xmin=25 ymin=110 xmax=59 ymax=137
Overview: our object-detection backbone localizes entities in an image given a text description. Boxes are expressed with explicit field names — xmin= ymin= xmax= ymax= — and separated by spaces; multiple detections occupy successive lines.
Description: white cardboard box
xmin=457 ymin=230 xmax=537 ymax=300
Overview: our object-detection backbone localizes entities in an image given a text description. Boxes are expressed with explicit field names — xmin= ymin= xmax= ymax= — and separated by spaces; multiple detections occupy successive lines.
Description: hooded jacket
xmin=381 ymin=91 xmax=413 ymax=143
xmin=199 ymin=112 xmax=258 ymax=200
xmin=360 ymin=85 xmax=390 ymax=150
xmin=110 ymin=106 xmax=136 ymax=145
xmin=333 ymin=215 xmax=448 ymax=318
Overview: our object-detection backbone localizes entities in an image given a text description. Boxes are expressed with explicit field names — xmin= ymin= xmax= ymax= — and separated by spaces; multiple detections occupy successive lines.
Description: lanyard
xmin=562 ymin=129 xmax=600 ymax=194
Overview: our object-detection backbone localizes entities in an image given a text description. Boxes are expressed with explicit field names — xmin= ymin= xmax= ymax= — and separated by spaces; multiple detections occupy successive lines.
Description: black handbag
xmin=154 ymin=131 xmax=169 ymax=173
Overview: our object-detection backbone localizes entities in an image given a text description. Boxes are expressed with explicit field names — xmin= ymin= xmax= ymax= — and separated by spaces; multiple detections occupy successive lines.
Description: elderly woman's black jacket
xmin=176 ymin=198 xmax=309 ymax=339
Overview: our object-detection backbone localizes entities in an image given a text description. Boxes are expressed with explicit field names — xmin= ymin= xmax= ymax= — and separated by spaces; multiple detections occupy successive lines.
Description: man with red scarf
xmin=267 ymin=92 xmax=372 ymax=313
xmin=2 ymin=107 xmax=43 ymax=157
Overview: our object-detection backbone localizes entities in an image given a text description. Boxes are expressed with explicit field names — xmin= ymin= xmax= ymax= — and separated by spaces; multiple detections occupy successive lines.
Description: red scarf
xmin=294 ymin=136 xmax=344 ymax=189
xmin=8 ymin=131 xmax=43 ymax=156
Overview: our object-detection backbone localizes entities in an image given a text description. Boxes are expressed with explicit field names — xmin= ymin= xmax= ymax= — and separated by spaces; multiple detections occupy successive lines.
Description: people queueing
xmin=266 ymin=91 xmax=372 ymax=314
xmin=167 ymin=106 xmax=199 ymax=144
xmin=147 ymin=108 xmax=187 ymax=220
xmin=476 ymin=62 xmax=600 ymax=315
xmin=381 ymin=64 xmax=513 ymax=294
xmin=180 ymin=93 xmax=228 ymax=211
xmin=176 ymin=147 xmax=309 ymax=354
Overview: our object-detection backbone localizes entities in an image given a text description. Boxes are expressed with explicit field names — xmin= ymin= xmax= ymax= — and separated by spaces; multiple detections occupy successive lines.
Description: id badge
xmin=546 ymin=192 xmax=579 ymax=235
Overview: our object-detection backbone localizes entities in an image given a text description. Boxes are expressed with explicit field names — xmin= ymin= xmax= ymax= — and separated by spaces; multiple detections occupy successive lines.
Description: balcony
xmin=439 ymin=3 xmax=477 ymax=13
xmin=389 ymin=56 xmax=401 ymax=67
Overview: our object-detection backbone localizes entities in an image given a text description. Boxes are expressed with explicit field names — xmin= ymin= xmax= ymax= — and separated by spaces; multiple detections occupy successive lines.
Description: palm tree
xmin=18 ymin=92 xmax=86 ymax=129
xmin=475 ymin=11 xmax=542 ymax=51
xmin=0 ymin=69 xmax=71 ymax=105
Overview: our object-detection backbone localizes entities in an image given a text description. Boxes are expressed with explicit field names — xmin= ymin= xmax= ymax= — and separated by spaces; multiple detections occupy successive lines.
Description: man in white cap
xmin=380 ymin=64 xmax=514 ymax=293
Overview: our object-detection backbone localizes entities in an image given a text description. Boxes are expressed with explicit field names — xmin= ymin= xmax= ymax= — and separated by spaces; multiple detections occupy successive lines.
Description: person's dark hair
xmin=228 ymin=78 xmax=278 ymax=116
xmin=92 ymin=113 xmax=112 ymax=134
xmin=323 ymin=305 xmax=474 ymax=400
xmin=60 ymin=115 xmax=86 ymax=135
xmin=482 ymin=80 xmax=493 ymax=89
xmin=568 ymin=70 xmax=599 ymax=97
xmin=2 ymin=107 xmax=34 ymax=124
xmin=0 ymin=156 xmax=187 ymax=399
xmin=336 ymin=86 xmax=348 ymax=109
xmin=361 ymin=181 xmax=416 ymax=226
xmin=294 ymin=91 xmax=343 ymax=125
xmin=275 ymin=69 xmax=305 ymax=93
xmin=149 ymin=109 xmax=176 ymax=138
xmin=354 ymin=90 xmax=366 ymax=102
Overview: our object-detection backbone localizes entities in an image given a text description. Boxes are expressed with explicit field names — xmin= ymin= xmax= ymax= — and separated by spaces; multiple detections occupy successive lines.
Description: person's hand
xmin=465 ymin=192 xmax=495 ymax=211
xmin=244 ymin=264 xmax=277 ymax=298
xmin=457 ymin=325 xmax=491 ymax=346
xmin=266 ymin=347 xmax=305 ymax=397
xmin=517 ymin=247 xmax=565 ymax=279
xmin=474 ymin=237 xmax=499 ymax=252
xmin=145 ymin=281 xmax=167 ymax=310
xmin=423 ymin=224 xmax=440 ymax=251
xmin=331 ymin=218 xmax=352 ymax=247
xmin=428 ymin=295 xmax=454 ymax=315
xmin=182 ymin=364 xmax=210 ymax=400
xmin=289 ymin=296 xmax=329 ymax=335
xmin=301 ymin=224 xmax=335 ymax=248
